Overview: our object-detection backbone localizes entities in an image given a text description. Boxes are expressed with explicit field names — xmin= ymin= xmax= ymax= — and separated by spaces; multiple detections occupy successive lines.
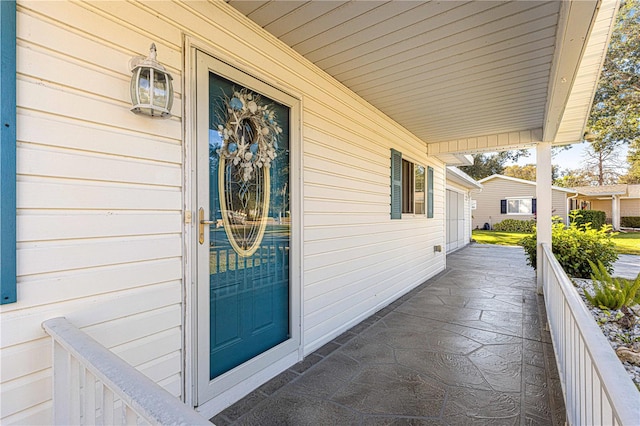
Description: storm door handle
xmin=199 ymin=207 xmax=214 ymax=244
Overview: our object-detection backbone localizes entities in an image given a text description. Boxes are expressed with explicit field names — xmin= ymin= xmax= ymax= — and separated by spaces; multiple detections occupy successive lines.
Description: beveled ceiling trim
xmin=428 ymin=128 xmax=542 ymax=156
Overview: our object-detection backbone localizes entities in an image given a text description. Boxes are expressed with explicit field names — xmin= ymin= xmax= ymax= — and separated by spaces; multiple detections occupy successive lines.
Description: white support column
xmin=611 ymin=195 xmax=620 ymax=230
xmin=536 ymin=142 xmax=552 ymax=294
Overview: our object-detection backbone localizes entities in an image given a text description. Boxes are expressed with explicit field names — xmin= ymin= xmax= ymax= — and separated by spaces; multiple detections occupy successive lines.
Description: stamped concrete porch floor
xmin=211 ymin=244 xmax=565 ymax=425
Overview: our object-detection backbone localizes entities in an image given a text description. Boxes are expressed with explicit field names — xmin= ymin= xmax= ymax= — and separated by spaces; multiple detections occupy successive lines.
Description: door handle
xmin=199 ymin=207 xmax=213 ymax=244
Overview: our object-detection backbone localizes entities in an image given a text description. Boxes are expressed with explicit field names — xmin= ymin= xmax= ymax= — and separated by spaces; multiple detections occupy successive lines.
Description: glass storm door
xmin=196 ymin=52 xmax=299 ymax=404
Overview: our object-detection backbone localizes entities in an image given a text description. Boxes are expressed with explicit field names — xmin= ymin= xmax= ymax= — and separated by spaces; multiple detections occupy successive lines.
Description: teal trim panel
xmin=0 ymin=0 xmax=17 ymax=304
xmin=390 ymin=149 xmax=402 ymax=219
xmin=427 ymin=166 xmax=434 ymax=218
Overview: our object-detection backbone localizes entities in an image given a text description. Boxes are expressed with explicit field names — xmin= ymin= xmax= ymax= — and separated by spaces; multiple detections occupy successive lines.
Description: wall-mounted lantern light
xmin=129 ymin=43 xmax=173 ymax=118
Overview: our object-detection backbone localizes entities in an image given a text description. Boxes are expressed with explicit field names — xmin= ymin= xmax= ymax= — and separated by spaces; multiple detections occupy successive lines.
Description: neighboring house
xmin=571 ymin=184 xmax=640 ymax=230
xmin=472 ymin=175 xmax=577 ymax=230
xmin=446 ymin=167 xmax=482 ymax=253
xmin=0 ymin=1 xmax=618 ymax=423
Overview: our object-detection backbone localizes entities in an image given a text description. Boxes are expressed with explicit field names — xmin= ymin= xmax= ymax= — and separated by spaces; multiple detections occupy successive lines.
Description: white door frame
xmin=183 ymin=39 xmax=303 ymax=417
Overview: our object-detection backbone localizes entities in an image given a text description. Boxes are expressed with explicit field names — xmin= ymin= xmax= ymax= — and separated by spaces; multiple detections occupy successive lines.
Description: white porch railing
xmin=42 ymin=317 xmax=210 ymax=426
xmin=541 ymin=243 xmax=640 ymax=425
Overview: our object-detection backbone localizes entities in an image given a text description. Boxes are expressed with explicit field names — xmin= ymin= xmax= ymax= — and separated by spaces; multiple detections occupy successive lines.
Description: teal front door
xmin=196 ymin=52 xmax=299 ymax=403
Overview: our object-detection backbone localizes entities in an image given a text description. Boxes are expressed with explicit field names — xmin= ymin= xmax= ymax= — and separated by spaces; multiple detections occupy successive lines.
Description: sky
xmin=509 ymin=142 xmax=629 ymax=172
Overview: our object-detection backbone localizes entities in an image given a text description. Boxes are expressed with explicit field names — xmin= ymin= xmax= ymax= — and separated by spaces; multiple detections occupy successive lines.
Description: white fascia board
xmin=545 ymin=0 xmax=620 ymax=144
xmin=543 ymin=0 xmax=600 ymax=142
xmin=446 ymin=167 xmax=482 ymax=190
xmin=478 ymin=174 xmax=577 ymax=194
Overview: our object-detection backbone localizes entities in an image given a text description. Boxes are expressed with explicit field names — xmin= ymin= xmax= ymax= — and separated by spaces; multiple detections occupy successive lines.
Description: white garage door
xmin=446 ymin=189 xmax=466 ymax=253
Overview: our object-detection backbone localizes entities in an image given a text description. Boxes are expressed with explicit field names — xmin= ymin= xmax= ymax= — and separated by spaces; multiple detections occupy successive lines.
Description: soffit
xmin=228 ymin=0 xmax=613 ymax=157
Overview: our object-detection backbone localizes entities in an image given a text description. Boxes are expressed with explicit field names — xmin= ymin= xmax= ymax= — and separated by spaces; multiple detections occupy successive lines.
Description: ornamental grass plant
xmin=584 ymin=260 xmax=640 ymax=310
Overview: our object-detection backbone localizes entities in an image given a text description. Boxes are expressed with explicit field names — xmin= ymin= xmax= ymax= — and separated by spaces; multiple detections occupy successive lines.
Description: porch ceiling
xmin=227 ymin=0 xmax=618 ymax=162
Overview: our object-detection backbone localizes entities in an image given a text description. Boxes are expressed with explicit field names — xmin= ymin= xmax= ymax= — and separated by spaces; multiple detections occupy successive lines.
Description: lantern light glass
xmin=130 ymin=43 xmax=173 ymax=119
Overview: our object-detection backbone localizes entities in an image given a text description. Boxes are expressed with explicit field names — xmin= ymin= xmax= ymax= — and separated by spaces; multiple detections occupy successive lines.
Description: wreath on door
xmin=217 ymin=88 xmax=282 ymax=182
xmin=215 ymin=88 xmax=283 ymax=257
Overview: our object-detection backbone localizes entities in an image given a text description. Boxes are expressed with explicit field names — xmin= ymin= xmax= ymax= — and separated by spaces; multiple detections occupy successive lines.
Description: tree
xmin=582 ymin=143 xmax=625 ymax=185
xmin=498 ymin=163 xmax=560 ymax=182
xmin=620 ymin=140 xmax=640 ymax=183
xmin=586 ymin=0 xmax=640 ymax=184
xmin=554 ymin=168 xmax=597 ymax=187
xmin=459 ymin=150 xmax=530 ymax=180
xmin=503 ymin=164 xmax=537 ymax=181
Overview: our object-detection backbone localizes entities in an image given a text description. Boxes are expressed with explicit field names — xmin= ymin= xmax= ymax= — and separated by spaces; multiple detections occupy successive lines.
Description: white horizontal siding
xmin=138 ymin=0 xmax=447 ymax=406
xmin=150 ymin=0 xmax=446 ymax=376
xmin=472 ymin=178 xmax=569 ymax=229
xmin=0 ymin=370 xmax=51 ymax=420
xmin=4 ymin=0 xmax=448 ymax=421
xmin=8 ymin=259 xmax=180 ymax=310
xmin=18 ymin=112 xmax=181 ymax=163
xmin=620 ymin=199 xmax=640 ymax=218
xmin=303 ymin=154 xmax=445 ymax=351
xmin=0 ymin=281 xmax=182 ymax=422
xmin=3 ymin=1 xmax=185 ymax=423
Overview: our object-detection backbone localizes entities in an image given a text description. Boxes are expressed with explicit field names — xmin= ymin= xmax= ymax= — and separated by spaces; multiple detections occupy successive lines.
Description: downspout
xmin=469 ymin=187 xmax=482 ymax=233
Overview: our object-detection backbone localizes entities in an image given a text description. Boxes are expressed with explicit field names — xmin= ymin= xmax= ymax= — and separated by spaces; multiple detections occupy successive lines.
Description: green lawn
xmin=471 ymin=230 xmax=529 ymax=246
xmin=471 ymin=230 xmax=640 ymax=255
xmin=613 ymin=232 xmax=640 ymax=255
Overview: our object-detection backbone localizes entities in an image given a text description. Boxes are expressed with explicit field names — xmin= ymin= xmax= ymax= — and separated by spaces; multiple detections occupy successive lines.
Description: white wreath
xmin=217 ymin=89 xmax=282 ymax=182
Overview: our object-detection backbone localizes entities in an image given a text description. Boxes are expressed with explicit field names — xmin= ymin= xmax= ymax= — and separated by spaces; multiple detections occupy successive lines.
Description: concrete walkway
xmin=211 ymin=244 xmax=565 ymax=425
xmin=613 ymin=254 xmax=640 ymax=280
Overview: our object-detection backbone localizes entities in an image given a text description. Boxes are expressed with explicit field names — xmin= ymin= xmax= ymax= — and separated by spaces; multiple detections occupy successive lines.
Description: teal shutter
xmin=390 ymin=149 xmax=402 ymax=219
xmin=427 ymin=166 xmax=434 ymax=218
xmin=1 ymin=1 xmax=16 ymax=304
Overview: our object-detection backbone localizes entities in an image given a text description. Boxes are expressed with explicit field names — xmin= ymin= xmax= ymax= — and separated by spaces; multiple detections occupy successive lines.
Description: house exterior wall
xmin=1 ymin=1 xmax=446 ymax=423
xmin=589 ymin=199 xmax=613 ymax=219
xmin=588 ymin=198 xmax=640 ymax=220
xmin=471 ymin=178 xmax=569 ymax=230
xmin=621 ymin=199 xmax=640 ymax=217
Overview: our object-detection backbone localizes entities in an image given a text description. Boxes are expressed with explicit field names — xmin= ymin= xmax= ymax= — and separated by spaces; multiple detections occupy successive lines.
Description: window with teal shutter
xmin=1 ymin=0 xmax=16 ymax=304
xmin=390 ymin=149 xmax=402 ymax=219
xmin=427 ymin=166 xmax=434 ymax=218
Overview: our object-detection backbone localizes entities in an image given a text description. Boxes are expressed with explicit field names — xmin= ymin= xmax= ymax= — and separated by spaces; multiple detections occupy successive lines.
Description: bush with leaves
xmin=520 ymin=216 xmax=618 ymax=278
xmin=570 ymin=210 xmax=607 ymax=230
xmin=621 ymin=216 xmax=640 ymax=228
xmin=492 ymin=219 xmax=536 ymax=233
xmin=584 ymin=260 xmax=640 ymax=310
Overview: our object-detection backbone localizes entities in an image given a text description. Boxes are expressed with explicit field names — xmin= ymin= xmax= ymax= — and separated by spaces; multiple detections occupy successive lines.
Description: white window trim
xmin=401 ymin=156 xmax=426 ymax=218
xmin=506 ymin=196 xmax=534 ymax=215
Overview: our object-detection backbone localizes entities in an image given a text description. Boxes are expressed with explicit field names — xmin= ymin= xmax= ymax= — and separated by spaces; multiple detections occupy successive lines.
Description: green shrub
xmin=519 ymin=217 xmax=618 ymax=278
xmin=570 ymin=209 xmax=607 ymax=230
xmin=493 ymin=219 xmax=536 ymax=233
xmin=621 ymin=216 xmax=640 ymax=228
xmin=584 ymin=260 xmax=640 ymax=310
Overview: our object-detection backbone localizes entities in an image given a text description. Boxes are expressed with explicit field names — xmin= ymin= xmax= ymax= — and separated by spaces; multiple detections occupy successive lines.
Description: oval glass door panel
xmin=208 ymin=72 xmax=290 ymax=379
